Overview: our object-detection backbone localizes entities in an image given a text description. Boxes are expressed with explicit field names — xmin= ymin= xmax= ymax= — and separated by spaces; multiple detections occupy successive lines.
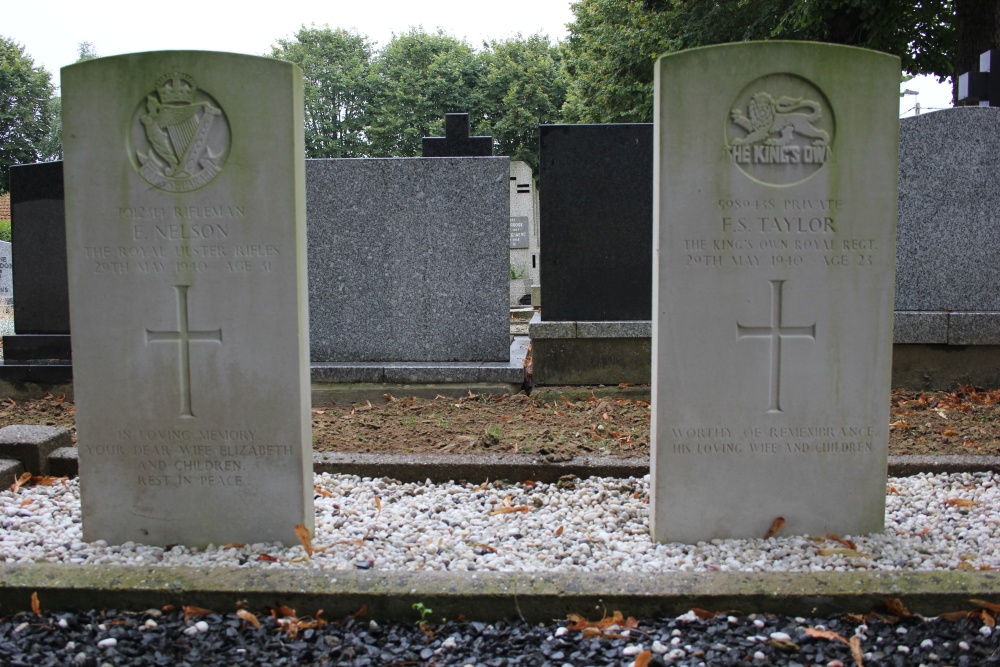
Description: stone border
xmin=33 ymin=446 xmax=1000 ymax=484
xmin=0 ymin=564 xmax=996 ymax=620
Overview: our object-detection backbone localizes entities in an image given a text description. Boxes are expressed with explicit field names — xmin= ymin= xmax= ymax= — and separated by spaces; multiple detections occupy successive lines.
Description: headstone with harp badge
xmin=61 ymin=51 xmax=313 ymax=548
xmin=650 ymin=42 xmax=899 ymax=543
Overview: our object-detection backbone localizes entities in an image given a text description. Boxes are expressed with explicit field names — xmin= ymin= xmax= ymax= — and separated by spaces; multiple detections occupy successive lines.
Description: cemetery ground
xmin=2 ymin=386 xmax=1000 ymax=459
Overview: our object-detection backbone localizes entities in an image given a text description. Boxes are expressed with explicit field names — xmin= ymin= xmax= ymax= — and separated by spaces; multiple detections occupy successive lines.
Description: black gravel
xmin=1 ymin=606 xmax=997 ymax=666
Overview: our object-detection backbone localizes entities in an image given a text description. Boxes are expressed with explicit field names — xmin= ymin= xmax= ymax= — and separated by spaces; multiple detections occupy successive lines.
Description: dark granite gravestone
xmin=538 ymin=124 xmax=653 ymax=321
xmin=422 ymin=113 xmax=493 ymax=157
xmin=0 ymin=161 xmax=72 ymax=383
xmin=958 ymin=49 xmax=1000 ymax=106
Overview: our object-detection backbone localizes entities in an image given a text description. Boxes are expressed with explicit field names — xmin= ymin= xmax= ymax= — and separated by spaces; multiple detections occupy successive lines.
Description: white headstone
xmin=62 ymin=52 xmax=313 ymax=547
xmin=651 ymin=42 xmax=899 ymax=543
xmin=509 ymin=161 xmax=539 ymax=306
xmin=0 ymin=241 xmax=12 ymax=306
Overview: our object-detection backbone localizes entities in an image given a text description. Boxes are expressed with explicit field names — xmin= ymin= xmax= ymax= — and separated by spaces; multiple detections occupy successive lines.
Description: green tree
xmin=367 ymin=28 xmax=482 ymax=157
xmin=34 ymin=41 xmax=100 ymax=163
xmin=76 ymin=41 xmax=99 ymax=62
xmin=478 ymin=34 xmax=567 ymax=170
xmin=271 ymin=25 xmax=374 ymax=157
xmin=0 ymin=37 xmax=56 ymax=193
xmin=562 ymin=0 xmax=956 ymax=123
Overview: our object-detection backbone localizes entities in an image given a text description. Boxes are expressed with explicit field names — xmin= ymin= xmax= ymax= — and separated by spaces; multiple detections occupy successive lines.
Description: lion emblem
xmin=730 ymin=92 xmax=830 ymax=147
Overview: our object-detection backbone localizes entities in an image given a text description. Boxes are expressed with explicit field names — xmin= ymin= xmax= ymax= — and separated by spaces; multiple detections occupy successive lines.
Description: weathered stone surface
xmin=62 ymin=51 xmax=313 ymax=547
xmin=0 ymin=425 xmax=70 ymax=475
xmin=651 ymin=42 xmax=899 ymax=542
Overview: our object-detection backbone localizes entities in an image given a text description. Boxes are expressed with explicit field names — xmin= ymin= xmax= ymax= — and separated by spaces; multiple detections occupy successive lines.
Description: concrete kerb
xmin=0 ymin=564 xmax=997 ymax=621
xmin=43 ymin=448 xmax=1000 ymax=483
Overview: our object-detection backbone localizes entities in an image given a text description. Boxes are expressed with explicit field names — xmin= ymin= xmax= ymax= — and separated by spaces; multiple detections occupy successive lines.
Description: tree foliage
xmin=366 ymin=28 xmax=482 ymax=157
xmin=271 ymin=26 xmax=374 ymax=158
xmin=478 ymin=34 xmax=567 ymax=170
xmin=0 ymin=37 xmax=56 ymax=193
xmin=562 ymin=0 xmax=957 ymax=123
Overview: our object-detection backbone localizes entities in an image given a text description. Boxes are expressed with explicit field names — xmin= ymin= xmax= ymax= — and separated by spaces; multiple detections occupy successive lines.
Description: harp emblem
xmin=130 ymin=72 xmax=231 ymax=192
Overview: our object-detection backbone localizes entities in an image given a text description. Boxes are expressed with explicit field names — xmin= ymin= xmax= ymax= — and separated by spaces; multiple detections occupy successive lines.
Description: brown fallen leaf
xmin=222 ymin=543 xmax=246 ymax=550
xmin=942 ymin=428 xmax=958 ymax=437
xmin=314 ymin=487 xmax=334 ymax=498
xmin=257 ymin=554 xmax=278 ymax=562
xmin=182 ymin=606 xmax=212 ymax=619
xmin=937 ymin=610 xmax=976 ymax=622
xmin=632 ymin=650 xmax=653 ymax=667
xmin=9 ymin=472 xmax=31 ymax=492
xmin=883 ymin=598 xmax=913 ymax=618
xmin=490 ymin=505 xmax=531 ymax=515
xmin=31 ymin=592 xmax=40 ymax=617
xmin=766 ymin=638 xmax=800 ymax=653
xmin=765 ymin=516 xmax=785 ymax=539
xmin=886 ymin=484 xmax=902 ymax=495
xmin=31 ymin=476 xmax=68 ymax=487
xmin=946 ymin=498 xmax=979 ymax=508
xmin=294 ymin=524 xmax=313 ymax=557
xmin=555 ymin=526 xmax=564 ymax=536
xmin=826 ymin=533 xmax=857 ymax=550
xmin=849 ymin=635 xmax=865 ymax=666
xmin=273 ymin=605 xmax=296 ymax=618
xmin=804 ymin=627 xmax=849 ymax=644
xmin=383 ymin=393 xmax=396 ymax=402
xmin=970 ymin=599 xmax=1000 ymax=614
xmin=690 ymin=608 xmax=724 ymax=620
xmin=236 ymin=609 xmax=261 ymax=629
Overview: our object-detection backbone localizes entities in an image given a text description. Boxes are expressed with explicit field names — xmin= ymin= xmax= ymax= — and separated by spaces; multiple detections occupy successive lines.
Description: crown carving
xmin=156 ymin=72 xmax=197 ymax=105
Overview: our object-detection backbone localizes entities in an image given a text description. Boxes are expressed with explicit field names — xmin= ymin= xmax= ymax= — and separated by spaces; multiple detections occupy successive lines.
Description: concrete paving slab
xmin=0 ymin=564 xmax=996 ymax=621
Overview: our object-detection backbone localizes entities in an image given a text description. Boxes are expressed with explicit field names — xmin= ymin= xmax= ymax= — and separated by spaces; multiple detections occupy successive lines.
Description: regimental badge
xmin=129 ymin=72 xmax=231 ymax=193
xmin=726 ymin=74 xmax=834 ymax=187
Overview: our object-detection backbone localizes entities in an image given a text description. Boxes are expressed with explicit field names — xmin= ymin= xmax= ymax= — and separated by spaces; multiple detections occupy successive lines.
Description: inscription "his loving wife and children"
xmin=667 ymin=424 xmax=877 ymax=456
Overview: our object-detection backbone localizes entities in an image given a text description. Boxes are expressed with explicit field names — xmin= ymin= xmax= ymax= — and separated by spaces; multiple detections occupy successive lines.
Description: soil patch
xmin=2 ymin=387 xmax=1000 ymax=459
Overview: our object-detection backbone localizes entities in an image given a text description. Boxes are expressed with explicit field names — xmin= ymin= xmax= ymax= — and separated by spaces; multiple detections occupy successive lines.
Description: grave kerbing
xmin=62 ymin=52 xmax=313 ymax=547
xmin=651 ymin=42 xmax=899 ymax=543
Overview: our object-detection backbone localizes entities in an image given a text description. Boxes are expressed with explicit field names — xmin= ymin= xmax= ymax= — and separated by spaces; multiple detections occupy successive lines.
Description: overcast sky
xmin=3 ymin=0 xmax=952 ymax=116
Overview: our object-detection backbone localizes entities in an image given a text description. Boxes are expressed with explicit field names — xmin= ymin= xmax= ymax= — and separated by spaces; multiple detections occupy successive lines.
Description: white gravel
xmin=1 ymin=471 xmax=997 ymax=572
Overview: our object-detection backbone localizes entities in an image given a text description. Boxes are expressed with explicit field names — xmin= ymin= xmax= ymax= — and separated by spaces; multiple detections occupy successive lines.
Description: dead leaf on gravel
xmin=31 ymin=592 xmax=40 ymax=617
xmin=183 ymin=606 xmax=212 ymax=619
xmin=945 ymin=498 xmax=978 ymax=508
xmin=886 ymin=484 xmax=902 ymax=495
xmin=849 ymin=635 xmax=864 ymax=666
xmin=826 ymin=533 xmax=857 ymax=550
xmin=632 ymin=650 xmax=653 ymax=667
xmin=294 ymin=524 xmax=313 ymax=556
xmin=8 ymin=472 xmax=31 ymax=492
xmin=764 ymin=517 xmax=785 ymax=538
xmin=883 ymin=598 xmax=914 ymax=619
xmin=804 ymin=627 xmax=849 ymax=644
xmin=236 ymin=609 xmax=261 ymax=629
xmin=766 ymin=638 xmax=800 ymax=653
xmin=970 ymin=599 xmax=1000 ymax=614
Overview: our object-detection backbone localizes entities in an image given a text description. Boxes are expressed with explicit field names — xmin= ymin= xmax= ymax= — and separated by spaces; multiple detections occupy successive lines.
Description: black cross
xmin=736 ymin=280 xmax=816 ymax=413
xmin=958 ymin=49 xmax=1000 ymax=106
xmin=421 ymin=113 xmax=493 ymax=157
xmin=145 ymin=285 xmax=223 ymax=418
